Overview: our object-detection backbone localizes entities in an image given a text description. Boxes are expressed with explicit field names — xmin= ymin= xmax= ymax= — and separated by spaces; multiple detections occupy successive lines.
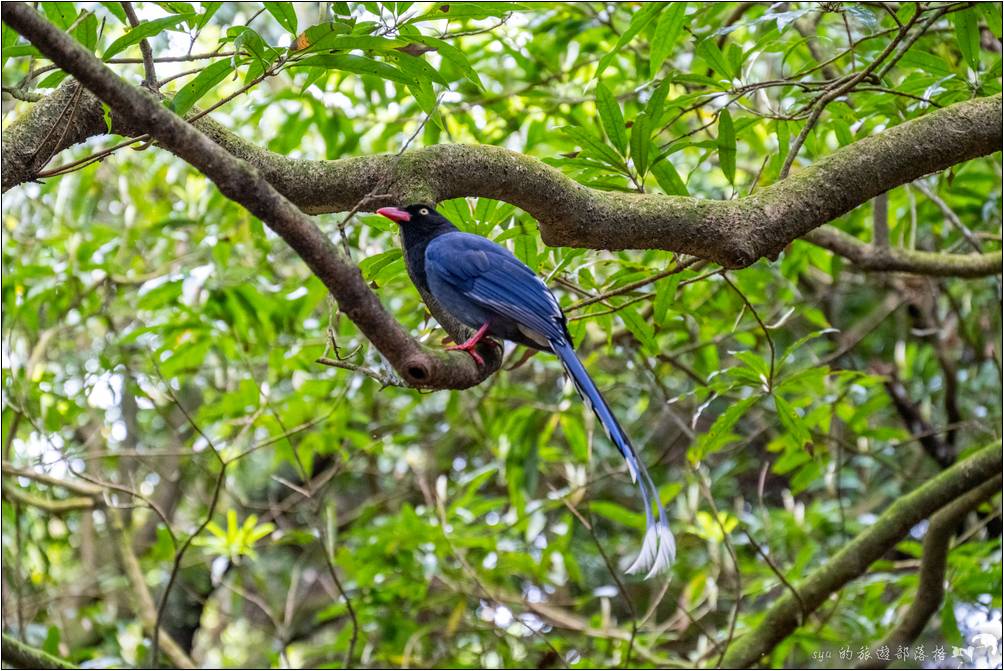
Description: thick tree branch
xmin=2 ymin=461 xmax=103 ymax=497
xmin=720 ymin=444 xmax=1002 ymax=668
xmin=2 ymin=2 xmax=499 ymax=391
xmin=860 ymin=475 xmax=1002 ymax=670
xmin=804 ymin=226 xmax=1002 ymax=278
xmin=1 ymin=485 xmax=96 ymax=513
xmin=2 ymin=56 xmax=999 ymax=274
xmin=1 ymin=633 xmax=76 ymax=670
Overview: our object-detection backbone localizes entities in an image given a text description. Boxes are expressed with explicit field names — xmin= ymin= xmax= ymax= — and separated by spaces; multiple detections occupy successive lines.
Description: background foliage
xmin=2 ymin=2 xmax=1001 ymax=668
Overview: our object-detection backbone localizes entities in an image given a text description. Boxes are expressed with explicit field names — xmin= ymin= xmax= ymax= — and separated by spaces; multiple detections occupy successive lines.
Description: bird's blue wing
xmin=425 ymin=232 xmax=567 ymax=342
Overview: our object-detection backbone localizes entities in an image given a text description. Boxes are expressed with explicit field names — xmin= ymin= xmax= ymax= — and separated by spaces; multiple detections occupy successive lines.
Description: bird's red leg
xmin=445 ymin=322 xmax=492 ymax=366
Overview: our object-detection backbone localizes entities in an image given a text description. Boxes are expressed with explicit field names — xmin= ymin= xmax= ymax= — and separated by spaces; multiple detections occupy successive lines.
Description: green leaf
xmin=170 ymin=59 xmax=234 ymax=116
xmin=195 ymin=2 xmax=222 ymax=30
xmin=978 ymin=3 xmax=1003 ymax=39
xmin=74 ymin=13 xmax=99 ymax=50
xmin=409 ymin=35 xmax=484 ymax=90
xmin=717 ymin=108 xmax=736 ymax=184
xmin=394 ymin=52 xmax=449 ymax=86
xmin=264 ymin=2 xmax=297 ymax=34
xmin=595 ymin=83 xmax=627 ymax=155
xmin=229 ymin=26 xmax=275 ymax=69
xmin=101 ymin=102 xmax=113 ymax=132
xmin=645 ymin=77 xmax=671 ymax=123
xmin=99 ymin=2 xmax=127 ymax=23
xmin=778 ymin=328 xmax=838 ymax=369
xmin=696 ymin=37 xmax=734 ymax=79
xmin=154 ymin=2 xmax=195 ymax=15
xmin=952 ymin=9 xmax=980 ymax=71
xmin=411 ymin=2 xmax=525 ymax=22
xmin=42 ymin=626 xmax=61 ymax=656
xmin=359 ymin=249 xmax=403 ymax=281
xmin=42 ymin=3 xmax=78 ymax=29
xmin=690 ymin=395 xmax=759 ymax=462
xmin=630 ymin=112 xmax=651 ymax=176
xmin=2 ymin=45 xmax=38 ymax=60
xmin=292 ymin=22 xmax=352 ymax=52
xmin=560 ymin=126 xmax=624 ymax=168
xmin=595 ymin=2 xmax=664 ymax=79
xmin=649 ymin=2 xmax=687 ymax=78
xmin=941 ymin=596 xmax=964 ymax=646
xmin=773 ymin=394 xmax=811 ymax=449
xmin=589 ymin=500 xmax=645 ymax=530
xmin=294 ymin=54 xmax=412 ymax=85
xmin=653 ymin=274 xmax=681 ymax=325
xmin=734 ymin=350 xmax=770 ymax=380
xmin=311 ymin=35 xmax=406 ymax=52
xmin=2 ymin=23 xmax=18 ymax=67
xmin=651 ymin=159 xmax=689 ymax=196
xmin=620 ymin=305 xmax=656 ymax=352
xmin=103 ymin=14 xmax=193 ymax=60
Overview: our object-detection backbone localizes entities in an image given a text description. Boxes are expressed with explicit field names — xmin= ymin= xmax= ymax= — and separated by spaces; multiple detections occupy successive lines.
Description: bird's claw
xmin=445 ymin=322 xmax=493 ymax=367
xmin=445 ymin=341 xmax=486 ymax=366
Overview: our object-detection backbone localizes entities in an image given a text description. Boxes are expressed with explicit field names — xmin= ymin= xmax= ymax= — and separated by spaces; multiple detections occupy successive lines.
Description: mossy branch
xmin=1 ymin=43 xmax=1000 ymax=277
xmin=859 ymin=475 xmax=1003 ymax=670
xmin=805 ymin=226 xmax=1002 ymax=277
xmin=720 ymin=444 xmax=1003 ymax=668
xmin=1 ymin=633 xmax=76 ymax=670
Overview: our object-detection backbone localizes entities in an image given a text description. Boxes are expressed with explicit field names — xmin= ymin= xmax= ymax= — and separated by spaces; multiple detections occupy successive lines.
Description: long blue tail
xmin=550 ymin=338 xmax=675 ymax=578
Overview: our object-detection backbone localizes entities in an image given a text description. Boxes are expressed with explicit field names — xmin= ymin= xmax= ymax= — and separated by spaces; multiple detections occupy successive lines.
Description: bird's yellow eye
xmin=419 ymin=208 xmax=429 ymax=215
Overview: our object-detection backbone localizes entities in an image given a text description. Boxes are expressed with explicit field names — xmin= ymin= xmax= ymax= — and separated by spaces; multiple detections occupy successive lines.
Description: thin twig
xmin=121 ymin=2 xmax=157 ymax=90
xmin=722 ymin=273 xmax=776 ymax=391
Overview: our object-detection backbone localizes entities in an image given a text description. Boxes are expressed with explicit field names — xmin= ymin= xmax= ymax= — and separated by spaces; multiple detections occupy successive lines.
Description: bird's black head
xmin=375 ymin=204 xmax=455 ymax=235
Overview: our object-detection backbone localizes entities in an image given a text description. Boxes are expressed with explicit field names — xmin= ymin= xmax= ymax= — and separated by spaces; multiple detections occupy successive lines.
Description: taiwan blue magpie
xmin=376 ymin=204 xmax=674 ymax=578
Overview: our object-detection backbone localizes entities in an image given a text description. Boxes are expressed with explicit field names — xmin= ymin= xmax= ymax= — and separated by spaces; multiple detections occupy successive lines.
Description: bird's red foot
xmin=446 ymin=322 xmax=491 ymax=366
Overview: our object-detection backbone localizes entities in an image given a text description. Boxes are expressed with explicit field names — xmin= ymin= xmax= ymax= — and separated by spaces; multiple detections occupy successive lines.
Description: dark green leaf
xmin=560 ymin=126 xmax=624 ymax=169
xmin=409 ymin=35 xmax=484 ymax=90
xmin=411 ymin=3 xmax=525 ymax=22
xmin=312 ymin=35 xmax=406 ymax=52
xmin=696 ymin=37 xmax=734 ymax=80
xmin=99 ymin=2 xmax=127 ymax=22
xmin=42 ymin=3 xmax=78 ymax=29
xmin=395 ymin=52 xmax=449 ymax=87
xmin=595 ymin=2 xmax=664 ymax=79
xmin=645 ymin=77 xmax=671 ymax=124
xmin=595 ymin=83 xmax=627 ymax=155
xmin=620 ymin=305 xmax=656 ymax=352
xmin=952 ymin=9 xmax=980 ymax=71
xmin=718 ymin=108 xmax=736 ymax=184
xmin=171 ymin=59 xmax=234 ymax=116
xmin=651 ymin=159 xmax=689 ymax=196
xmin=649 ymin=2 xmax=687 ymax=78
xmin=773 ymin=394 xmax=810 ymax=449
xmin=195 ymin=2 xmax=222 ymax=30
xmin=103 ymin=14 xmax=193 ymax=60
xmin=690 ymin=395 xmax=760 ymax=462
xmin=630 ymin=111 xmax=651 ymax=176
xmin=294 ymin=54 xmax=411 ymax=84
xmin=264 ymin=2 xmax=298 ymax=34
xmin=978 ymin=3 xmax=1003 ymax=39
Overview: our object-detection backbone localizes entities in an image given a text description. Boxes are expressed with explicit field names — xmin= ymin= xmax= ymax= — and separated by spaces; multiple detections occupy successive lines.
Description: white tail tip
xmin=625 ymin=521 xmax=676 ymax=579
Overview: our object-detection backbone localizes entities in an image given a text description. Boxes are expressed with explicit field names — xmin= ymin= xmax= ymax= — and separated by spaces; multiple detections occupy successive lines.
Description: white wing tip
xmin=625 ymin=521 xmax=676 ymax=579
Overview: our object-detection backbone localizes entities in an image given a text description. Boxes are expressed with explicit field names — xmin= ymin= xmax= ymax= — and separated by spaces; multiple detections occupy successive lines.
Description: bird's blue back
xmin=425 ymin=232 xmax=568 ymax=347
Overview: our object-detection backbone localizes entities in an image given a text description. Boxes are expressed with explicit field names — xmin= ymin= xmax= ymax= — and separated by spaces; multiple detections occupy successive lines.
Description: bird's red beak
xmin=376 ymin=207 xmax=411 ymax=222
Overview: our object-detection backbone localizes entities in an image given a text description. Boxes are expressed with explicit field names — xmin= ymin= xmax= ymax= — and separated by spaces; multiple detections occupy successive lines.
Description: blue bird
xmin=376 ymin=204 xmax=675 ymax=578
